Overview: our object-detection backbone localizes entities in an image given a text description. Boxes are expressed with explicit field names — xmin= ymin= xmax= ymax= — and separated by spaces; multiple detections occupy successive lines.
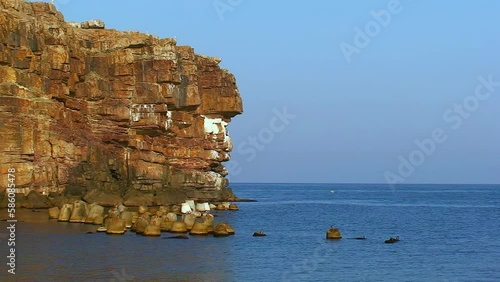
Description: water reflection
xmin=0 ymin=209 xmax=233 ymax=281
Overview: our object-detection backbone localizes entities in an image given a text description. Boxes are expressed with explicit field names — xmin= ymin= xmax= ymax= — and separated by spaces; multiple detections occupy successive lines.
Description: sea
xmin=0 ymin=183 xmax=499 ymax=281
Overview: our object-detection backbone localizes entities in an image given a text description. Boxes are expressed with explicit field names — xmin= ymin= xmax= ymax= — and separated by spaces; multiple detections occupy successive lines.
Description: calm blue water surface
xmin=1 ymin=183 xmax=499 ymax=281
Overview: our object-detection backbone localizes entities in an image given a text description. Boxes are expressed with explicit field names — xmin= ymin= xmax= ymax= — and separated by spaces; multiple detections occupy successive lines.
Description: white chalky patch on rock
xmin=210 ymin=150 xmax=219 ymax=160
xmin=167 ymin=84 xmax=176 ymax=95
xmin=202 ymin=116 xmax=230 ymax=136
xmin=130 ymin=104 xmax=158 ymax=122
xmin=205 ymin=171 xmax=224 ymax=188
xmin=165 ymin=111 xmax=173 ymax=131
xmin=202 ymin=115 xmax=223 ymax=134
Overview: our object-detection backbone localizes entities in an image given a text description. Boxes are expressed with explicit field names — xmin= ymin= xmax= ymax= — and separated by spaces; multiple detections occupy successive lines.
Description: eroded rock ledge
xmin=0 ymin=0 xmax=243 ymax=207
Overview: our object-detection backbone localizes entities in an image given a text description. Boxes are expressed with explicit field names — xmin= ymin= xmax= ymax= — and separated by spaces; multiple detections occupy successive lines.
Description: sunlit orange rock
xmin=0 ymin=0 xmax=243 ymax=206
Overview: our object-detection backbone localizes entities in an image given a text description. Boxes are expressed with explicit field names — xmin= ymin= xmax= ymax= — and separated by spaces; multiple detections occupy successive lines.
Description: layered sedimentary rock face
xmin=0 ymin=0 xmax=243 ymax=205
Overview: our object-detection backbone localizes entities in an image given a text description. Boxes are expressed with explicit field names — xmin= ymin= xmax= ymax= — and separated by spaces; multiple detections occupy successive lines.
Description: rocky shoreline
xmin=1 ymin=198 xmax=242 ymax=238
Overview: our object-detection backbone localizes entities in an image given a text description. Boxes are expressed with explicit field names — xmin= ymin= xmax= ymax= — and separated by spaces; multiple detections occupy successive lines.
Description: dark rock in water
xmin=253 ymin=231 xmax=267 ymax=237
xmin=164 ymin=235 xmax=189 ymax=239
xmin=213 ymin=223 xmax=231 ymax=237
xmin=214 ymin=222 xmax=235 ymax=236
xmin=86 ymin=232 xmax=94 ymax=234
xmin=326 ymin=226 xmax=342 ymax=239
xmin=354 ymin=236 xmax=366 ymax=240
xmin=384 ymin=236 xmax=400 ymax=244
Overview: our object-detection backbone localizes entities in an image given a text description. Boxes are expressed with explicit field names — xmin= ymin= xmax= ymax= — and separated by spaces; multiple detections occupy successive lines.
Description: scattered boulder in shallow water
xmin=200 ymin=214 xmax=215 ymax=233
xmin=134 ymin=217 xmax=149 ymax=234
xmin=253 ymin=231 xmax=267 ymax=237
xmin=222 ymin=222 xmax=235 ymax=235
xmin=48 ymin=207 xmax=60 ymax=219
xmin=189 ymin=222 xmax=209 ymax=235
xmin=58 ymin=204 xmax=73 ymax=222
xmin=214 ymin=222 xmax=235 ymax=236
xmin=228 ymin=204 xmax=239 ymax=211
xmin=165 ymin=212 xmax=178 ymax=222
xmin=93 ymin=215 xmax=104 ymax=225
xmin=143 ymin=225 xmax=161 ymax=236
xmin=150 ymin=216 xmax=162 ymax=227
xmin=183 ymin=213 xmax=197 ymax=230
xmin=106 ymin=218 xmax=126 ymax=235
xmin=69 ymin=201 xmax=87 ymax=223
xmin=102 ymin=215 xmax=111 ymax=228
xmin=169 ymin=220 xmax=188 ymax=233
xmin=213 ymin=224 xmax=230 ymax=237
xmin=107 ymin=207 xmax=120 ymax=219
xmin=384 ymin=236 xmax=400 ymax=244
xmin=215 ymin=204 xmax=226 ymax=211
xmin=85 ymin=204 xmax=104 ymax=224
xmin=160 ymin=219 xmax=174 ymax=232
xmin=326 ymin=227 xmax=342 ymax=240
xmin=120 ymin=211 xmax=134 ymax=228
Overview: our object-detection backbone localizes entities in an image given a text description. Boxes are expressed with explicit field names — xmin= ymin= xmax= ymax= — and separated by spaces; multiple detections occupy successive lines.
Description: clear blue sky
xmin=47 ymin=0 xmax=500 ymax=184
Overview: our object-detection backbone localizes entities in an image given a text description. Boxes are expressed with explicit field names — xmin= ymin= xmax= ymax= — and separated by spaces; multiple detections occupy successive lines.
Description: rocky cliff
xmin=0 ymin=0 xmax=243 ymax=207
